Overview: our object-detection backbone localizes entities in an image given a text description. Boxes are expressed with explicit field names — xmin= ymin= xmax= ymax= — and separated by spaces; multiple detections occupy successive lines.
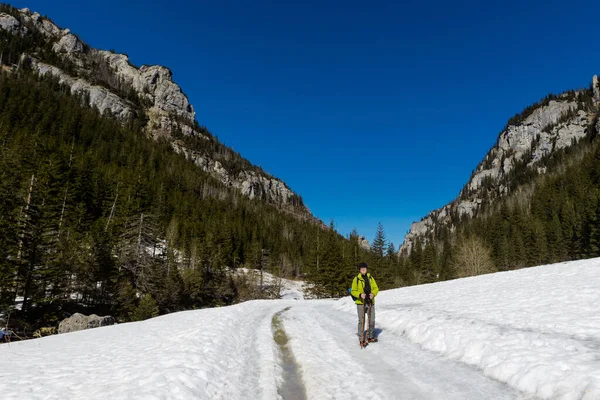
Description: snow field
xmin=335 ymin=258 xmax=600 ymax=399
xmin=0 ymin=300 xmax=292 ymax=399
xmin=2 ymin=258 xmax=599 ymax=399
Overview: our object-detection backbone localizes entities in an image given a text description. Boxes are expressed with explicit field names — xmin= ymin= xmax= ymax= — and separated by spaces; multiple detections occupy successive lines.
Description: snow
xmin=1 ymin=258 xmax=600 ymax=399
xmin=335 ymin=258 xmax=600 ymax=399
xmin=235 ymin=268 xmax=307 ymax=300
xmin=281 ymin=300 xmax=520 ymax=399
xmin=14 ymin=295 xmax=23 ymax=311
xmin=0 ymin=300 xmax=291 ymax=399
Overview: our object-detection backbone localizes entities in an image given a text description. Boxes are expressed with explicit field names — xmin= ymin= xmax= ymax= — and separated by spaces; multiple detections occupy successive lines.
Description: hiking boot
xmin=368 ymin=337 xmax=378 ymax=343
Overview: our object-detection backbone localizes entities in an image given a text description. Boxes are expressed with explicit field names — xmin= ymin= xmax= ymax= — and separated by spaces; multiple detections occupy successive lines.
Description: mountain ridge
xmin=400 ymin=77 xmax=600 ymax=255
xmin=0 ymin=5 xmax=315 ymax=221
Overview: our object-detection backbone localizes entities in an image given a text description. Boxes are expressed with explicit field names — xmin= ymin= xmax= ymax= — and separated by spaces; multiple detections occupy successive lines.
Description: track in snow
xmin=280 ymin=301 xmax=530 ymax=400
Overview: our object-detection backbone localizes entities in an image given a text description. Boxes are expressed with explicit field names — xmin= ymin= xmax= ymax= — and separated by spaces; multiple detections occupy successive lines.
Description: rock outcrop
xmin=52 ymin=32 xmax=84 ymax=54
xmin=58 ymin=313 xmax=116 ymax=334
xmin=0 ymin=12 xmax=26 ymax=36
xmin=31 ymin=59 xmax=135 ymax=119
xmin=358 ymin=235 xmax=371 ymax=251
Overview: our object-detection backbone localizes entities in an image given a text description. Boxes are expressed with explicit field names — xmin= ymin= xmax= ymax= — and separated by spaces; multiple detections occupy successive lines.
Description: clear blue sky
xmin=12 ymin=0 xmax=600 ymax=245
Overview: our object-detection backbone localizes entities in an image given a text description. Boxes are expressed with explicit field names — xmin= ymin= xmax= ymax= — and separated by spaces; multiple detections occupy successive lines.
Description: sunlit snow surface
xmin=1 ymin=258 xmax=599 ymax=399
xmin=335 ymin=258 xmax=600 ymax=399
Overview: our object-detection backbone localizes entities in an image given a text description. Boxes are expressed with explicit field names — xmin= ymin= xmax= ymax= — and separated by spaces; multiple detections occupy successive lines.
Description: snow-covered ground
xmin=235 ymin=268 xmax=308 ymax=300
xmin=336 ymin=258 xmax=600 ymax=399
xmin=1 ymin=258 xmax=600 ymax=399
xmin=0 ymin=300 xmax=292 ymax=399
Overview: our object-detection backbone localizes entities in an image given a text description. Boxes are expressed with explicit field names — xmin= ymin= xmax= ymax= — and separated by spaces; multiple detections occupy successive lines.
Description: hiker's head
xmin=358 ymin=262 xmax=368 ymax=274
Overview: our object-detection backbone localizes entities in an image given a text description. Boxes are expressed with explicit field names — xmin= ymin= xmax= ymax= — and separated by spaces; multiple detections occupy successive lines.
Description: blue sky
xmin=12 ymin=0 xmax=600 ymax=245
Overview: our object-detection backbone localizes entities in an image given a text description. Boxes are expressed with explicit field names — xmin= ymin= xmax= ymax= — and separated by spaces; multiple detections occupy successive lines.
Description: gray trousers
xmin=356 ymin=303 xmax=375 ymax=338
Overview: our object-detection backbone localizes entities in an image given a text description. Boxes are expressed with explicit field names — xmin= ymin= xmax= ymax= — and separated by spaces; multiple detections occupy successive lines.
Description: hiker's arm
xmin=371 ymin=277 xmax=379 ymax=297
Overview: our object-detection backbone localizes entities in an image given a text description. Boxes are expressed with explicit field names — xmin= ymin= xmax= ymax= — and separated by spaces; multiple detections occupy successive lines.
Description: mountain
xmin=0 ymin=5 xmax=309 ymax=218
xmin=397 ymin=74 xmax=600 ymax=284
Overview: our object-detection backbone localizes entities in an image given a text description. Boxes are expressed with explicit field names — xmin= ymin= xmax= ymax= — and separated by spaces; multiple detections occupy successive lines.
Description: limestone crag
xmin=52 ymin=33 xmax=84 ymax=54
xmin=172 ymin=143 xmax=296 ymax=205
xmin=0 ymin=12 xmax=26 ymax=36
xmin=30 ymin=59 xmax=134 ymax=120
xmin=16 ymin=8 xmax=66 ymax=38
xmin=469 ymin=99 xmax=579 ymax=193
xmin=358 ymin=235 xmax=371 ymax=251
xmin=96 ymin=50 xmax=195 ymax=123
xmin=400 ymin=93 xmax=598 ymax=255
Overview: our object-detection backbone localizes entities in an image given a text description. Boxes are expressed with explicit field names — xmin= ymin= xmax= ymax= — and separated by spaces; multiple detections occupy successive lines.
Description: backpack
xmin=348 ymin=287 xmax=357 ymax=301
xmin=348 ymin=276 xmax=358 ymax=301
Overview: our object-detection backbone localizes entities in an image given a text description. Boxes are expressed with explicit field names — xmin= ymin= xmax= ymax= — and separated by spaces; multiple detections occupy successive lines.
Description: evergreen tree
xmin=131 ymin=294 xmax=159 ymax=321
xmin=421 ymin=238 xmax=438 ymax=283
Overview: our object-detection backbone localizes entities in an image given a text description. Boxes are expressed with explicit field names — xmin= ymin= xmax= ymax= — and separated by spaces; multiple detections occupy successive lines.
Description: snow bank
xmin=335 ymin=258 xmax=600 ymax=399
xmin=0 ymin=300 xmax=290 ymax=399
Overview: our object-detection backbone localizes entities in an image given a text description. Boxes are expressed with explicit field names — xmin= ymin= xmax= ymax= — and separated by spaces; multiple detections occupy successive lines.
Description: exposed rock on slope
xmin=31 ymin=59 xmax=135 ymax=119
xmin=358 ymin=235 xmax=371 ymax=251
xmin=0 ymin=12 xmax=25 ymax=35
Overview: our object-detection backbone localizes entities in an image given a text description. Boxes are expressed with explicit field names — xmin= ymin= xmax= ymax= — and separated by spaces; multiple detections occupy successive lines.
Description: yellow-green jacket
xmin=351 ymin=273 xmax=379 ymax=305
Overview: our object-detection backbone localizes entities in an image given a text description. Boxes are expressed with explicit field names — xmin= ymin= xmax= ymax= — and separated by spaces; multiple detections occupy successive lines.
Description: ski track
xmin=282 ymin=301 xmax=527 ymax=400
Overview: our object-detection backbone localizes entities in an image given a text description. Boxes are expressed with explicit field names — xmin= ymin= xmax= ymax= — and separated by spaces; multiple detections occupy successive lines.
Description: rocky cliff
xmin=400 ymin=79 xmax=600 ymax=254
xmin=0 ymin=6 xmax=308 ymax=217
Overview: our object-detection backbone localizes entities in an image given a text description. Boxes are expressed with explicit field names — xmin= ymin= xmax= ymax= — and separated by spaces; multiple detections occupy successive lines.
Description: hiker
xmin=351 ymin=262 xmax=379 ymax=343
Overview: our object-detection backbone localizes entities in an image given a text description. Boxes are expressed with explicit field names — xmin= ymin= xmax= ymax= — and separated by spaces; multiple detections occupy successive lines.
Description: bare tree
xmin=452 ymin=236 xmax=496 ymax=278
xmin=117 ymin=213 xmax=160 ymax=291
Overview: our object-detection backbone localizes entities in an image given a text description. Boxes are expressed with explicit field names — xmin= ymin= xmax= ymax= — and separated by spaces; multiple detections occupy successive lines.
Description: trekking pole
xmin=365 ymin=297 xmax=374 ymax=344
xmin=359 ymin=300 xmax=367 ymax=348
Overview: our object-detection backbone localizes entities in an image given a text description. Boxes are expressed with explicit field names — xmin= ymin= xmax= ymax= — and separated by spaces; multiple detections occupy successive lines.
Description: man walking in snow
xmin=351 ymin=262 xmax=379 ymax=343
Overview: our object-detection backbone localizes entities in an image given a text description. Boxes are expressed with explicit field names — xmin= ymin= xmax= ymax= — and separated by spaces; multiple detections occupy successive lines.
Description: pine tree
xmin=422 ymin=238 xmax=438 ymax=283
xmin=409 ymin=238 xmax=423 ymax=283
xmin=385 ymin=242 xmax=399 ymax=286
xmin=372 ymin=222 xmax=387 ymax=259
xmin=131 ymin=294 xmax=159 ymax=321
xmin=371 ymin=222 xmax=392 ymax=287
xmin=439 ymin=238 xmax=455 ymax=280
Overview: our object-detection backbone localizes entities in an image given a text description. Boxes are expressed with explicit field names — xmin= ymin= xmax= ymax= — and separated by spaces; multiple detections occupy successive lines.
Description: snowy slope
xmin=0 ymin=300 xmax=292 ymax=399
xmin=1 ymin=258 xmax=600 ymax=399
xmin=335 ymin=258 xmax=600 ymax=399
